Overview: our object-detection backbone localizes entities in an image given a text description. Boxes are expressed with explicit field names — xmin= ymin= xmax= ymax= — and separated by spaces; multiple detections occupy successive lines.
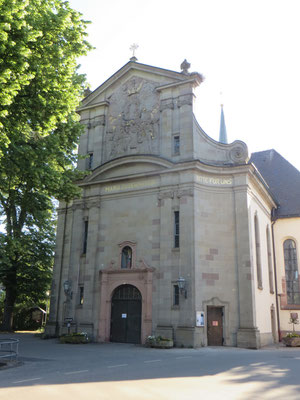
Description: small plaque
xmin=122 ymin=313 xmax=127 ymax=318
xmin=212 ymin=321 xmax=218 ymax=326
xmin=196 ymin=311 xmax=205 ymax=327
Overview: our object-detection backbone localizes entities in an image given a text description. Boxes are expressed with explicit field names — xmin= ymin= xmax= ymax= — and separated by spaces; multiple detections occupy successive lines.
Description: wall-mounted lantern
xmin=177 ymin=276 xmax=187 ymax=298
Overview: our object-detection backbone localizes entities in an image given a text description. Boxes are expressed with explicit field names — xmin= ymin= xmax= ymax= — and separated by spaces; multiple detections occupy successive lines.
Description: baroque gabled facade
xmin=46 ymin=58 xmax=299 ymax=348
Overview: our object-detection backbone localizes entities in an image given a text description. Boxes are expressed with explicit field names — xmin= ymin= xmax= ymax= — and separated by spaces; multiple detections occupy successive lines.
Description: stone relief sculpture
xmin=104 ymin=77 xmax=160 ymax=162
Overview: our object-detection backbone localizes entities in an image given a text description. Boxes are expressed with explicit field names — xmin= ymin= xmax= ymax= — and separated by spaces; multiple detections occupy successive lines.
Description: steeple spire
xmin=219 ymin=104 xmax=228 ymax=144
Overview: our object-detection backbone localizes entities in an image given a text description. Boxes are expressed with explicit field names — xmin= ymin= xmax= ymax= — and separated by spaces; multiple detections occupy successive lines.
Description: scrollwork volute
xmin=229 ymin=144 xmax=249 ymax=164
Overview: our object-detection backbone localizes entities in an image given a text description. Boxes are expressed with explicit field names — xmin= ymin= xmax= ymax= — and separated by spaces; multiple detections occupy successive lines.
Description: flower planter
xmin=282 ymin=337 xmax=300 ymax=347
xmin=152 ymin=340 xmax=173 ymax=349
xmin=59 ymin=334 xmax=89 ymax=344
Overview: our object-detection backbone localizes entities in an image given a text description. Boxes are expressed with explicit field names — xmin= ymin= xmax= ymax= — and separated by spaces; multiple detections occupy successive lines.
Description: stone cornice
xmin=156 ymin=78 xmax=201 ymax=92
xmin=77 ymin=100 xmax=109 ymax=112
xmin=100 ymin=267 xmax=155 ymax=274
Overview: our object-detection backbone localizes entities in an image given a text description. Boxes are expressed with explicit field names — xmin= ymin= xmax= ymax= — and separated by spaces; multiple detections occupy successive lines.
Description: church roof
xmin=250 ymin=149 xmax=300 ymax=218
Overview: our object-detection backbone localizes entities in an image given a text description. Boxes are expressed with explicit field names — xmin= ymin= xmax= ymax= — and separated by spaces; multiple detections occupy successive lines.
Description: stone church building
xmin=46 ymin=58 xmax=300 ymax=348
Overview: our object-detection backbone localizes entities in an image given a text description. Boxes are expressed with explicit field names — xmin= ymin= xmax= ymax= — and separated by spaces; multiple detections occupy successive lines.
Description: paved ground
xmin=0 ymin=333 xmax=300 ymax=399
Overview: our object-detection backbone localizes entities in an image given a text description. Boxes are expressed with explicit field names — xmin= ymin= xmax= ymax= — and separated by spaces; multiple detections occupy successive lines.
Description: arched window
xmin=254 ymin=215 xmax=263 ymax=289
xmin=121 ymin=246 xmax=132 ymax=269
xmin=284 ymin=239 xmax=300 ymax=304
xmin=266 ymin=226 xmax=274 ymax=293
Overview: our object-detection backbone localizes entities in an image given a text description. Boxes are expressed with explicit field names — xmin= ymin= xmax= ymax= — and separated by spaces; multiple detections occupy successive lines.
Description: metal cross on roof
xmin=129 ymin=43 xmax=139 ymax=61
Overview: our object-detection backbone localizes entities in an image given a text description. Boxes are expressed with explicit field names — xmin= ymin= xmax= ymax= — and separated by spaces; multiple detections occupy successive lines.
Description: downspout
xmin=55 ymin=202 xmax=68 ymax=336
xmin=271 ymin=209 xmax=281 ymax=341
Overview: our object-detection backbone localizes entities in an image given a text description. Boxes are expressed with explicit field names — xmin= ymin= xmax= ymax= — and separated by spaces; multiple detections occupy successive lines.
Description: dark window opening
xmin=83 ymin=220 xmax=88 ymax=254
xmin=174 ymin=211 xmax=179 ymax=248
xmin=173 ymin=136 xmax=180 ymax=155
xmin=79 ymin=286 xmax=84 ymax=305
xmin=173 ymin=285 xmax=179 ymax=306
xmin=88 ymin=153 xmax=93 ymax=169
xmin=121 ymin=246 xmax=132 ymax=269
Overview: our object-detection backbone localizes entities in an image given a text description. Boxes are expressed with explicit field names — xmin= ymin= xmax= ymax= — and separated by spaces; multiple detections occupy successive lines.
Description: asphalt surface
xmin=0 ymin=333 xmax=300 ymax=399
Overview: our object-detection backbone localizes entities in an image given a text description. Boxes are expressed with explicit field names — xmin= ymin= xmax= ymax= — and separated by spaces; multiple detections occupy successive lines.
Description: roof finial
xmin=129 ymin=43 xmax=139 ymax=62
xmin=219 ymin=94 xmax=228 ymax=144
xmin=180 ymin=59 xmax=191 ymax=75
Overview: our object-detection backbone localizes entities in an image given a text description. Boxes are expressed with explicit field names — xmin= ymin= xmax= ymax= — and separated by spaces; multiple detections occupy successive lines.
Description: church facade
xmin=46 ymin=58 xmax=300 ymax=348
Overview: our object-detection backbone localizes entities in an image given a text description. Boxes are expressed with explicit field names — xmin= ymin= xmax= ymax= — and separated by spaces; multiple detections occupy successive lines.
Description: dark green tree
xmin=0 ymin=0 xmax=92 ymax=330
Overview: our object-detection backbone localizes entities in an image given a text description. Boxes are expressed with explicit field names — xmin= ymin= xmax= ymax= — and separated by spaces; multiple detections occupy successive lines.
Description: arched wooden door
xmin=110 ymin=284 xmax=142 ymax=344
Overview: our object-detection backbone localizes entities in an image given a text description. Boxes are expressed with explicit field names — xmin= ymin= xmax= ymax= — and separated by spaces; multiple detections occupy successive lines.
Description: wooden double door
xmin=110 ymin=285 xmax=142 ymax=344
xmin=207 ymin=306 xmax=224 ymax=346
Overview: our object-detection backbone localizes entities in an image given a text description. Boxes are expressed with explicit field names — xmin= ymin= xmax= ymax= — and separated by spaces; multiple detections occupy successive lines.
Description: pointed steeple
xmin=219 ymin=104 xmax=228 ymax=144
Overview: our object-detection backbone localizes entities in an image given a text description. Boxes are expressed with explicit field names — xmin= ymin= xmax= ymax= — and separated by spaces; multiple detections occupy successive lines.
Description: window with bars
xmin=174 ymin=211 xmax=179 ymax=248
xmin=284 ymin=239 xmax=300 ymax=304
xmin=112 ymin=285 xmax=141 ymax=300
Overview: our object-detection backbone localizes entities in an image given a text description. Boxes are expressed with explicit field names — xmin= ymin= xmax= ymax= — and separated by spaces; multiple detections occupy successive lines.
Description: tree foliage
xmin=0 ymin=0 xmax=92 ymax=330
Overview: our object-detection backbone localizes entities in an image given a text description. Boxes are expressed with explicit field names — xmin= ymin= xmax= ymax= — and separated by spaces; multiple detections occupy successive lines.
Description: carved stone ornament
xmin=104 ymin=76 xmax=160 ymax=162
xmin=90 ymin=115 xmax=105 ymax=128
xmin=157 ymin=190 xmax=174 ymax=200
xmin=71 ymin=198 xmax=101 ymax=211
xmin=71 ymin=202 xmax=85 ymax=211
xmin=57 ymin=207 xmax=68 ymax=215
xmin=229 ymin=144 xmax=249 ymax=164
xmin=160 ymin=98 xmax=174 ymax=112
xmin=177 ymin=94 xmax=194 ymax=108
xmin=176 ymin=188 xmax=194 ymax=198
xmin=85 ymin=198 xmax=101 ymax=209
xmin=180 ymin=59 xmax=191 ymax=75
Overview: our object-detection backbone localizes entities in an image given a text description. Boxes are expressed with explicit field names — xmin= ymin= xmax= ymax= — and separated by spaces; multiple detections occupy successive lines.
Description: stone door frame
xmin=203 ymin=296 xmax=229 ymax=346
xmin=98 ymin=266 xmax=154 ymax=344
xmin=207 ymin=306 xmax=224 ymax=346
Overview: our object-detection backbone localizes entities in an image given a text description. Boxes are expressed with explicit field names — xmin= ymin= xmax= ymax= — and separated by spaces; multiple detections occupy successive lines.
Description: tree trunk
xmin=0 ymin=286 xmax=17 ymax=331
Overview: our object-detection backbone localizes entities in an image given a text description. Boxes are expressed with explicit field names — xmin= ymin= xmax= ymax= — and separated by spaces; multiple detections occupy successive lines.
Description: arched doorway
xmin=110 ymin=284 xmax=142 ymax=344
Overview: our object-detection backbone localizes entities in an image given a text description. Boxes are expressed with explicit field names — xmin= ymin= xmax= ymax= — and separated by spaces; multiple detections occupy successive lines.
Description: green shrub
xmin=286 ymin=332 xmax=300 ymax=338
xmin=59 ymin=332 xmax=89 ymax=344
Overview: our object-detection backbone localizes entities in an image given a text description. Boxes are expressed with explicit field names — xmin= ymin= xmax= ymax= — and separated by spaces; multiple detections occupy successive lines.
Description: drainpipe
xmin=55 ymin=202 xmax=68 ymax=336
xmin=271 ymin=209 xmax=281 ymax=341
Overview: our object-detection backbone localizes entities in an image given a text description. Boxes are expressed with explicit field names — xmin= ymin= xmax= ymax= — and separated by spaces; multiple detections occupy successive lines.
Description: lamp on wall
xmin=63 ymin=280 xmax=72 ymax=299
xmin=177 ymin=276 xmax=187 ymax=298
